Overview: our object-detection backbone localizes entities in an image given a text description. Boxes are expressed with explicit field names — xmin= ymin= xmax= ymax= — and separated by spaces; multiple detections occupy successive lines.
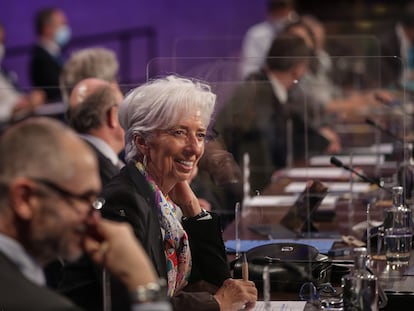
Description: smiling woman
xmin=96 ymin=74 xmax=257 ymax=310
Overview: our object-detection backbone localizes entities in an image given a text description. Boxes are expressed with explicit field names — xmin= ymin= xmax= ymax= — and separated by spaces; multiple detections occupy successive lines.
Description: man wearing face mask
xmin=0 ymin=23 xmax=45 ymax=124
xmin=30 ymin=7 xmax=71 ymax=103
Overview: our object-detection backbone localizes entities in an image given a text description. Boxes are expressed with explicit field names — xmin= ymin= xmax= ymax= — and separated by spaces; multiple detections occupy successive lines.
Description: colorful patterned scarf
xmin=136 ymin=162 xmax=192 ymax=296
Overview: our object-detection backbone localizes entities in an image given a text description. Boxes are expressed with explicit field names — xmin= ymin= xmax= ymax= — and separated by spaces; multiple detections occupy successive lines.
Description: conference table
xmin=222 ymin=153 xmax=414 ymax=310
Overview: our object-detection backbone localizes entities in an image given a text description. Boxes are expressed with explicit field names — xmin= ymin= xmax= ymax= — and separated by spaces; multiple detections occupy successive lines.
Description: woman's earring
xmin=143 ymin=155 xmax=147 ymax=175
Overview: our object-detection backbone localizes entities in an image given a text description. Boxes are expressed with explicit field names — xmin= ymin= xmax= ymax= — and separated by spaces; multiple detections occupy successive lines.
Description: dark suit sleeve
xmin=182 ymin=212 xmax=231 ymax=287
xmin=171 ymin=292 xmax=219 ymax=311
xmin=30 ymin=46 xmax=62 ymax=101
xmin=101 ymin=170 xmax=224 ymax=311
xmin=101 ymin=187 xmax=150 ymax=243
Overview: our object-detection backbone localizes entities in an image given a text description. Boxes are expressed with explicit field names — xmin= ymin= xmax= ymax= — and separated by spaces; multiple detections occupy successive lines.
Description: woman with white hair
xmin=101 ymin=75 xmax=257 ymax=310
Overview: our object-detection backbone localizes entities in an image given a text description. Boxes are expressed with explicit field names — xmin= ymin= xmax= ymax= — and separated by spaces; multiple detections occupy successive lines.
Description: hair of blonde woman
xmin=60 ymin=47 xmax=119 ymax=103
xmin=119 ymin=75 xmax=216 ymax=162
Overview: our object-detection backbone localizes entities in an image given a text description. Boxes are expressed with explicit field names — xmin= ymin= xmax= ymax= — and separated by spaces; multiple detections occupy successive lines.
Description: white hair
xmin=60 ymin=47 xmax=119 ymax=102
xmin=119 ymin=75 xmax=216 ymax=162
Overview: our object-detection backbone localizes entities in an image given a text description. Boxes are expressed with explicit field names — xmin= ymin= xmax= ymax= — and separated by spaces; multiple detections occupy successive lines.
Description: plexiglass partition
xmin=1 ymin=34 xmax=408 ymax=248
xmin=145 ymin=35 xmax=408 ymax=244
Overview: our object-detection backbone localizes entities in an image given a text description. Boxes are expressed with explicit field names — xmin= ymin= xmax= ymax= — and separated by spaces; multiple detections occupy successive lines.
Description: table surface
xmin=222 ymin=164 xmax=414 ymax=310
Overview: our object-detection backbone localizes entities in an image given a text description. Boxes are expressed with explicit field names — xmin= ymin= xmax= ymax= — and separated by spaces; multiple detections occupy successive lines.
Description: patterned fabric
xmin=136 ymin=162 xmax=192 ymax=296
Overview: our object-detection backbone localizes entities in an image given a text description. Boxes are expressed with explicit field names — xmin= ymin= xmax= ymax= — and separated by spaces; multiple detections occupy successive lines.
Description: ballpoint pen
xmin=235 ymin=202 xmax=241 ymax=258
xmin=242 ymin=253 xmax=249 ymax=281
xmin=263 ymin=265 xmax=271 ymax=311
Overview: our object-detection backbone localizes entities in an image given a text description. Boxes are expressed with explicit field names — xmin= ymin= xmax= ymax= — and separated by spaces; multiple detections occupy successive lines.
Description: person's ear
xmin=293 ymin=62 xmax=308 ymax=81
xmin=134 ymin=135 xmax=149 ymax=156
xmin=9 ymin=178 xmax=36 ymax=220
xmin=107 ymin=105 xmax=119 ymax=129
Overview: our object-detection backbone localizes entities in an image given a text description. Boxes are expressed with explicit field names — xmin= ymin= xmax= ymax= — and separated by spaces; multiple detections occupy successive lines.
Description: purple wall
xmin=1 ymin=0 xmax=267 ymax=88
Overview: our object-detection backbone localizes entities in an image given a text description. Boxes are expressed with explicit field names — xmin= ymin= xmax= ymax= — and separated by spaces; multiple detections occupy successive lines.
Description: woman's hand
xmin=214 ymin=279 xmax=257 ymax=311
xmin=169 ymin=181 xmax=202 ymax=217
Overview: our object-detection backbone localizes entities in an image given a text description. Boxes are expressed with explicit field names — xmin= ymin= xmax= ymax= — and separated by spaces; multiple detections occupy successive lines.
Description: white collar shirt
xmin=79 ymin=134 xmax=123 ymax=168
xmin=0 ymin=233 xmax=45 ymax=286
xmin=268 ymin=73 xmax=288 ymax=105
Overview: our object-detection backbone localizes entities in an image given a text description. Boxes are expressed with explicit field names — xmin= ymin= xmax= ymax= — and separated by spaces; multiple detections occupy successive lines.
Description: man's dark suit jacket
xmin=101 ymin=162 xmax=231 ymax=311
xmin=30 ymin=44 xmax=63 ymax=102
xmin=87 ymin=142 xmax=120 ymax=186
xmin=0 ymin=251 xmax=81 ymax=310
xmin=55 ymin=143 xmax=126 ymax=311
xmin=214 ymin=70 xmax=329 ymax=192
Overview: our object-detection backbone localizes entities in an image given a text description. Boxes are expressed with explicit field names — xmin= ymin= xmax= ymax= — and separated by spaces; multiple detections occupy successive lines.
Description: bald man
xmin=51 ymin=78 xmax=128 ymax=310
xmin=0 ymin=117 xmax=169 ymax=310
xmin=67 ymin=78 xmax=125 ymax=185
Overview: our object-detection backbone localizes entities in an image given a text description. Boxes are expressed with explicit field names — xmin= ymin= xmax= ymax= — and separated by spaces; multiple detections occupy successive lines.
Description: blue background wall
xmin=1 ymin=0 xmax=268 ymax=88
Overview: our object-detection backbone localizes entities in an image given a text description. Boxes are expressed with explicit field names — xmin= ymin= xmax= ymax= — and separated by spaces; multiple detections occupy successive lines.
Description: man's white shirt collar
xmin=268 ymin=74 xmax=288 ymax=104
xmin=0 ymin=233 xmax=45 ymax=286
xmin=80 ymin=134 xmax=122 ymax=167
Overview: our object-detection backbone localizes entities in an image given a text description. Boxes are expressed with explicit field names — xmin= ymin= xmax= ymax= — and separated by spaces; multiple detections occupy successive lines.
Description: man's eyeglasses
xmin=30 ymin=177 xmax=104 ymax=212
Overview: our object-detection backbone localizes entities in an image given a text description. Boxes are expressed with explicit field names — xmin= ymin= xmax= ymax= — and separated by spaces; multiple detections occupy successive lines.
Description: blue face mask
xmin=54 ymin=25 xmax=71 ymax=46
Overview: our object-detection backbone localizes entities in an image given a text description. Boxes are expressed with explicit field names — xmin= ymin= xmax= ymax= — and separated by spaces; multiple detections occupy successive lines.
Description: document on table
xmin=253 ymin=301 xmax=306 ymax=311
xmin=243 ymin=195 xmax=298 ymax=207
xmin=284 ymin=167 xmax=349 ymax=179
xmin=285 ymin=181 xmax=371 ymax=193
xmin=309 ymin=154 xmax=384 ymax=166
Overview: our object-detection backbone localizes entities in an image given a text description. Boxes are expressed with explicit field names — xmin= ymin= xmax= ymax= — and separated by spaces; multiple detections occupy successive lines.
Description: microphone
xmin=330 ymin=156 xmax=385 ymax=189
xmin=365 ymin=118 xmax=404 ymax=144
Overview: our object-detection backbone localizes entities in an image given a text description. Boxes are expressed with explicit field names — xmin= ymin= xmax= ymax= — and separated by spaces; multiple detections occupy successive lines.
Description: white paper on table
xmin=318 ymin=194 xmax=339 ymax=211
xmin=285 ymin=181 xmax=371 ymax=193
xmin=253 ymin=301 xmax=306 ymax=311
xmin=368 ymin=143 xmax=393 ymax=154
xmin=309 ymin=154 xmax=384 ymax=166
xmin=285 ymin=167 xmax=349 ymax=179
xmin=243 ymin=195 xmax=298 ymax=207
xmin=347 ymin=143 xmax=394 ymax=155
xmin=329 ymin=182 xmax=371 ymax=192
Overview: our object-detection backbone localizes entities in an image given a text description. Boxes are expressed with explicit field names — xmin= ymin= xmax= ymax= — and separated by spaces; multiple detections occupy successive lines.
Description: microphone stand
xmin=330 ymin=156 xmax=387 ymax=190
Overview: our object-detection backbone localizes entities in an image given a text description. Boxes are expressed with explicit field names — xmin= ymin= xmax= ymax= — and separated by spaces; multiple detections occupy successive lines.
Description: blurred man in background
xmin=30 ymin=7 xmax=71 ymax=102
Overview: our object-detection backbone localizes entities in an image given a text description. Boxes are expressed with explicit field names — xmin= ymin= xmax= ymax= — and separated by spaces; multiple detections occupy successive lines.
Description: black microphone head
xmin=330 ymin=156 xmax=343 ymax=168
xmin=365 ymin=118 xmax=375 ymax=126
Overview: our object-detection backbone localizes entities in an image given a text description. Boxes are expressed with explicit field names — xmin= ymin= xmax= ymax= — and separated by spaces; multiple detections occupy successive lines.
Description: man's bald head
xmin=66 ymin=78 xmax=123 ymax=133
xmin=69 ymin=78 xmax=110 ymax=108
xmin=66 ymin=78 xmax=125 ymax=154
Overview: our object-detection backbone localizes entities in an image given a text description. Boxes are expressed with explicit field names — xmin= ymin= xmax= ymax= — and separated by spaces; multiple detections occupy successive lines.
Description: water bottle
xmin=397 ymin=143 xmax=414 ymax=201
xmin=342 ymin=247 xmax=378 ymax=311
xmin=383 ymin=186 xmax=413 ymax=265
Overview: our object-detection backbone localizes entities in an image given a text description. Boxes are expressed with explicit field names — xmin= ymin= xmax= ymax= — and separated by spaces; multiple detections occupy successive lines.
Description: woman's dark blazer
xmin=101 ymin=162 xmax=231 ymax=310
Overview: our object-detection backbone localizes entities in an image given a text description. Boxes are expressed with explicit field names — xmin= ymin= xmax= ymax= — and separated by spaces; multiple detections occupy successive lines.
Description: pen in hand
xmin=242 ymin=253 xmax=249 ymax=281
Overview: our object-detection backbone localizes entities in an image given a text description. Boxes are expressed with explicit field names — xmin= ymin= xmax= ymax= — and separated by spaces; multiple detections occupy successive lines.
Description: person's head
xmin=0 ymin=117 xmax=100 ymax=265
xmin=401 ymin=2 xmax=414 ymax=43
xmin=302 ymin=15 xmax=326 ymax=51
xmin=119 ymin=75 xmax=216 ymax=193
xmin=281 ymin=19 xmax=316 ymax=50
xmin=35 ymin=7 xmax=70 ymax=46
xmin=67 ymin=78 xmax=125 ymax=154
xmin=267 ymin=0 xmax=296 ymax=21
xmin=265 ymin=34 xmax=312 ymax=86
xmin=60 ymin=47 xmax=120 ymax=103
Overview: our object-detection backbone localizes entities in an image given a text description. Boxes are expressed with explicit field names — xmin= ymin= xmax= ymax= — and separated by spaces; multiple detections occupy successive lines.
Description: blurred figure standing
xmin=0 ymin=23 xmax=45 ymax=124
xmin=379 ymin=2 xmax=414 ymax=90
xmin=240 ymin=0 xmax=298 ymax=78
xmin=30 ymin=7 xmax=71 ymax=102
